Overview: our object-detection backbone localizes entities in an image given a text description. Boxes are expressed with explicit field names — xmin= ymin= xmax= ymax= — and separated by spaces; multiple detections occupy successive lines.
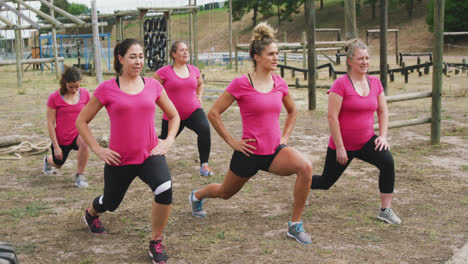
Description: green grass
xmin=2 ymin=203 xmax=48 ymax=219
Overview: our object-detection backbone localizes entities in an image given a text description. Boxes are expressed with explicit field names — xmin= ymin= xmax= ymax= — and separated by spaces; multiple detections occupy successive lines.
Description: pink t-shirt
xmin=226 ymin=74 xmax=289 ymax=155
xmin=156 ymin=65 xmax=202 ymax=120
xmin=47 ymin=88 xmax=90 ymax=145
xmin=327 ymin=75 xmax=383 ymax=151
xmin=93 ymin=77 xmax=163 ymax=165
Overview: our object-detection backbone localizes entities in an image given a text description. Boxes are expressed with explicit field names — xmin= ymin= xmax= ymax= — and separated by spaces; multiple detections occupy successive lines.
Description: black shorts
xmin=229 ymin=144 xmax=286 ymax=178
xmin=51 ymin=136 xmax=79 ymax=165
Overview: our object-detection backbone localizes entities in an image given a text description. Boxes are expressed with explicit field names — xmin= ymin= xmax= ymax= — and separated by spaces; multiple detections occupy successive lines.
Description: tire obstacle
xmin=0 ymin=241 xmax=18 ymax=264
xmin=144 ymin=16 xmax=167 ymax=71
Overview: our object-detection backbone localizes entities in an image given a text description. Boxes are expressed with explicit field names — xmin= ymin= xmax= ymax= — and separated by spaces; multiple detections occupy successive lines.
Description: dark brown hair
xmin=114 ymin=38 xmax=141 ymax=75
xmin=249 ymin=23 xmax=277 ymax=69
xmin=170 ymin=41 xmax=185 ymax=60
xmin=59 ymin=66 xmax=81 ymax=95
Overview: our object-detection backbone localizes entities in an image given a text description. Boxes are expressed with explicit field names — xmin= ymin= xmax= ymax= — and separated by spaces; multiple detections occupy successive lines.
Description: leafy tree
xmin=38 ymin=0 xmax=70 ymax=20
xmin=426 ymin=0 xmax=468 ymax=38
xmin=67 ymin=3 xmax=89 ymax=15
xmin=364 ymin=0 xmax=378 ymax=19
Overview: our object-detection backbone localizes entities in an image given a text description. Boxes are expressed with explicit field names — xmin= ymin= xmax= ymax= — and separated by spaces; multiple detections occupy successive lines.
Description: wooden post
xmin=235 ymin=35 xmax=238 ymax=72
xmin=189 ymin=0 xmax=193 ymax=64
xmin=116 ymin=16 xmax=122 ymax=42
xmin=395 ymin=31 xmax=399 ymax=65
xmin=344 ymin=0 xmax=358 ymax=39
xmin=14 ymin=29 xmax=23 ymax=91
xmin=431 ymin=0 xmax=444 ymax=144
xmin=193 ymin=0 xmax=198 ymax=66
xmin=166 ymin=11 xmax=171 ymax=65
xmin=462 ymin=58 xmax=466 ymax=73
xmin=283 ymin=32 xmax=287 ymax=66
xmin=138 ymin=9 xmax=147 ymax=74
xmin=305 ymin=0 xmax=316 ymax=110
xmin=379 ymin=0 xmax=388 ymax=94
xmin=50 ymin=0 xmax=60 ymax=79
xmin=302 ymin=31 xmax=307 ymax=69
xmin=91 ymin=1 xmax=103 ymax=83
xmin=228 ymin=0 xmax=233 ymax=69
xmin=17 ymin=3 xmax=23 ymax=74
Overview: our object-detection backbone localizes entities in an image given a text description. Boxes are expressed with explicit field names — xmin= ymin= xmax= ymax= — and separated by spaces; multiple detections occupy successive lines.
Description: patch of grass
xmin=317 ymin=249 xmax=334 ymax=255
xmin=241 ymin=183 xmax=253 ymax=193
xmin=15 ymin=242 xmax=39 ymax=255
xmin=360 ymin=233 xmax=382 ymax=242
xmin=79 ymin=257 xmax=95 ymax=264
xmin=2 ymin=203 xmax=48 ymax=219
xmin=217 ymin=231 xmax=225 ymax=239
xmin=429 ymin=230 xmax=439 ymax=241
xmin=461 ymin=198 xmax=468 ymax=206
xmin=462 ymin=165 xmax=468 ymax=171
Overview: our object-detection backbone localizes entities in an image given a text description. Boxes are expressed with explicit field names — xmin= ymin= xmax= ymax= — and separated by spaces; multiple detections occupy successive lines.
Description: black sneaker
xmin=83 ymin=209 xmax=107 ymax=234
xmin=148 ymin=238 xmax=168 ymax=264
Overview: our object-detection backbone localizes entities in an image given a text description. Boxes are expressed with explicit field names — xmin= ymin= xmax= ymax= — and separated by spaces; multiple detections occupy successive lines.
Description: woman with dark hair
xmin=152 ymin=41 xmax=214 ymax=177
xmin=44 ymin=66 xmax=90 ymax=188
xmin=310 ymin=39 xmax=401 ymax=225
xmin=189 ymin=23 xmax=314 ymax=244
xmin=76 ymin=38 xmax=180 ymax=263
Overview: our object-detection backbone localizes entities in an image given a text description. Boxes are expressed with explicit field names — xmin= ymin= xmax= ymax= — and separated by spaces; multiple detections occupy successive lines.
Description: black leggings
xmin=159 ymin=108 xmax=211 ymax=165
xmin=311 ymin=135 xmax=395 ymax=194
xmin=93 ymin=155 xmax=172 ymax=213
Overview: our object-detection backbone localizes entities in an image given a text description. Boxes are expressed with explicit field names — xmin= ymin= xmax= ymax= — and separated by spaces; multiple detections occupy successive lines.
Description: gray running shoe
xmin=287 ymin=221 xmax=312 ymax=244
xmin=43 ymin=155 xmax=54 ymax=175
xmin=189 ymin=190 xmax=206 ymax=218
xmin=377 ymin=207 xmax=402 ymax=224
xmin=75 ymin=173 xmax=89 ymax=188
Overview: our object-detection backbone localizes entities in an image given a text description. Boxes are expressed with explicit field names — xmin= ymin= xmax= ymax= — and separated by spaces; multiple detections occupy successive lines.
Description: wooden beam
xmin=443 ymin=32 xmax=468 ymax=36
xmin=305 ymin=0 xmax=316 ymax=110
xmin=385 ymin=91 xmax=432 ymax=102
xmin=9 ymin=0 xmax=62 ymax=28
xmin=0 ymin=14 xmax=14 ymax=27
xmin=344 ymin=0 xmax=358 ymax=39
xmin=374 ymin=117 xmax=431 ymax=130
xmin=49 ymin=0 xmax=60 ymax=79
xmin=0 ymin=22 xmax=107 ymax=30
xmin=379 ymin=0 xmax=388 ymax=94
xmin=0 ymin=0 xmax=40 ymax=28
xmin=91 ymin=0 xmax=103 ymax=83
xmin=38 ymin=0 xmax=85 ymax=26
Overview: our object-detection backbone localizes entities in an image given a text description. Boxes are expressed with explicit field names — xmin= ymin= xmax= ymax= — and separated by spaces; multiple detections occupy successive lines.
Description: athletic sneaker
xmin=149 ymin=238 xmax=168 ymax=264
xmin=84 ymin=209 xmax=107 ymax=234
xmin=75 ymin=173 xmax=89 ymax=188
xmin=377 ymin=207 xmax=402 ymax=224
xmin=189 ymin=190 xmax=206 ymax=217
xmin=43 ymin=155 xmax=54 ymax=175
xmin=287 ymin=221 xmax=312 ymax=244
xmin=199 ymin=165 xmax=214 ymax=177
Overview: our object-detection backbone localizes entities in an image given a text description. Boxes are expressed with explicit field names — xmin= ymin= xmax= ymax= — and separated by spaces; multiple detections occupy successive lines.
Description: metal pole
xmin=344 ymin=0 xmax=358 ymax=39
xmin=431 ymin=0 xmax=444 ymax=145
xmin=50 ymin=0 xmax=60 ymax=79
xmin=228 ymin=0 xmax=233 ymax=69
xmin=379 ymin=0 xmax=388 ymax=94
xmin=91 ymin=1 xmax=103 ymax=83
xmin=305 ymin=0 xmax=316 ymax=110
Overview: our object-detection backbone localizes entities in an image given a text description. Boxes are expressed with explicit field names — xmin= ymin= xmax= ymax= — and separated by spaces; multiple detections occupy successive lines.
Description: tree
xmin=67 ymin=3 xmax=88 ymax=16
xmin=38 ymin=0 xmax=70 ymax=20
xmin=232 ymin=0 xmax=271 ymax=27
xmin=263 ymin=0 xmax=303 ymax=26
xmin=364 ymin=0 xmax=378 ymax=19
xmin=426 ymin=0 xmax=468 ymax=38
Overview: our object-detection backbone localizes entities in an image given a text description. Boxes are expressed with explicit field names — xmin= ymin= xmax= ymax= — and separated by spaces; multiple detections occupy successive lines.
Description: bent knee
xmin=298 ymin=160 xmax=313 ymax=176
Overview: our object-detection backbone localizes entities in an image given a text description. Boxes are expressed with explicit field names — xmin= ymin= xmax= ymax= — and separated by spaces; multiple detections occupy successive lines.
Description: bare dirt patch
xmin=0 ymin=62 xmax=467 ymax=263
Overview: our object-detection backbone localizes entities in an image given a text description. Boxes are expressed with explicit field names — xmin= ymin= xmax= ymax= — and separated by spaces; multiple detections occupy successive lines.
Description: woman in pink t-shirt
xmin=310 ymin=39 xmax=401 ymax=225
xmin=189 ymin=23 xmax=313 ymax=244
xmin=152 ymin=41 xmax=214 ymax=177
xmin=43 ymin=66 xmax=90 ymax=188
xmin=76 ymin=39 xmax=180 ymax=263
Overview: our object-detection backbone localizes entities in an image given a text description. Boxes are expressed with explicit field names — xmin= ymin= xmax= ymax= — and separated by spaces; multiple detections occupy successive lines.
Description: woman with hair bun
xmin=44 ymin=66 xmax=90 ymax=188
xmin=189 ymin=23 xmax=313 ymax=244
xmin=310 ymin=39 xmax=402 ymax=225
xmin=152 ymin=41 xmax=214 ymax=177
xmin=76 ymin=38 xmax=180 ymax=263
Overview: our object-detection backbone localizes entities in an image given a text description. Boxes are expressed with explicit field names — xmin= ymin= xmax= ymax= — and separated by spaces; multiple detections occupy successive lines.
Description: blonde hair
xmin=345 ymin=39 xmax=369 ymax=72
xmin=249 ymin=22 xmax=277 ymax=69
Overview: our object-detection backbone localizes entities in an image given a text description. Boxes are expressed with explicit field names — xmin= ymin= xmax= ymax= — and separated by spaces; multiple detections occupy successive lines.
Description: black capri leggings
xmin=93 ymin=155 xmax=172 ymax=213
xmin=311 ymin=135 xmax=395 ymax=194
xmin=159 ymin=108 xmax=211 ymax=165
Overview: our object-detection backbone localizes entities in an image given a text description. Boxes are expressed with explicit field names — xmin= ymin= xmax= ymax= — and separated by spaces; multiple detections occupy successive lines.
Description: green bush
xmin=426 ymin=0 xmax=468 ymax=37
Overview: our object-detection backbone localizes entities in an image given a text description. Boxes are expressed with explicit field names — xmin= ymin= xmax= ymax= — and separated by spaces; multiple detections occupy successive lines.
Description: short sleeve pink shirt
xmin=93 ymin=77 xmax=162 ymax=165
xmin=327 ymin=75 xmax=383 ymax=151
xmin=226 ymin=74 xmax=289 ymax=155
xmin=47 ymin=88 xmax=90 ymax=145
xmin=156 ymin=64 xmax=202 ymax=120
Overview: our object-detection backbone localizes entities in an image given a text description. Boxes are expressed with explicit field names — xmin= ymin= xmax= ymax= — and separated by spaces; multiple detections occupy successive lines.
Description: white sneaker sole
xmin=377 ymin=215 xmax=401 ymax=225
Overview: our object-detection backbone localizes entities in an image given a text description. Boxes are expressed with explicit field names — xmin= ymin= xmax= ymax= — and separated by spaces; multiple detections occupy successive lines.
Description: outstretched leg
xmin=194 ymin=169 xmax=250 ymax=200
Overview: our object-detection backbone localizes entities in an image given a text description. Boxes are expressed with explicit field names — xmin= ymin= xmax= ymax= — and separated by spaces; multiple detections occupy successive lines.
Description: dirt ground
xmin=0 ymin=58 xmax=467 ymax=263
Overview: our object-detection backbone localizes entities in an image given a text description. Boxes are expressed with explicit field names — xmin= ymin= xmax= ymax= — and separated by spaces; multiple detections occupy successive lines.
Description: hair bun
xmin=252 ymin=22 xmax=276 ymax=42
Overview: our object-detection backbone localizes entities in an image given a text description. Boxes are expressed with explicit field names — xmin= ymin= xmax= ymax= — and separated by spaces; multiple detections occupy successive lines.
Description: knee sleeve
xmin=154 ymin=180 xmax=172 ymax=205
xmin=92 ymin=195 xmax=107 ymax=213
